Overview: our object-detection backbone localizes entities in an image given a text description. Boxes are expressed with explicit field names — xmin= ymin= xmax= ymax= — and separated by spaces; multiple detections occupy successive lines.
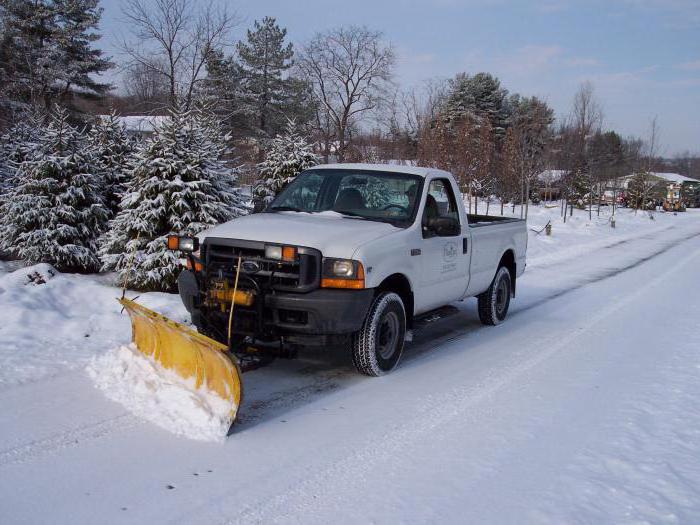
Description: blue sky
xmin=98 ymin=0 xmax=700 ymax=155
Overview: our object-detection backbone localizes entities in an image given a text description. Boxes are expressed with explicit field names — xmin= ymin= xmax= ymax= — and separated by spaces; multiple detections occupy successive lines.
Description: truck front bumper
xmin=178 ymin=270 xmax=374 ymax=340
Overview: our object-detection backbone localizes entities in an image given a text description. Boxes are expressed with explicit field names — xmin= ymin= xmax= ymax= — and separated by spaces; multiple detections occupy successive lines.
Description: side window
xmin=422 ymin=179 xmax=461 ymax=237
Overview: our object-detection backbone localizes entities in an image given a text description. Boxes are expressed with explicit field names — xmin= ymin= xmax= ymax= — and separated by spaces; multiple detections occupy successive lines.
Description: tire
xmin=351 ymin=292 xmax=406 ymax=376
xmin=477 ymin=266 xmax=512 ymax=326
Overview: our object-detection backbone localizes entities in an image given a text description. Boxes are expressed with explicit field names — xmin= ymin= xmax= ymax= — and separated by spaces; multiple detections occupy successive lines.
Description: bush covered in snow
xmin=0 ymin=106 xmax=108 ymax=272
xmin=253 ymin=120 xmax=319 ymax=208
xmin=100 ymin=107 xmax=247 ymax=291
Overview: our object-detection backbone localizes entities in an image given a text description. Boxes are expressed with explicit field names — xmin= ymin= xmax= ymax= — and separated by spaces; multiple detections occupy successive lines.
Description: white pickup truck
xmin=176 ymin=163 xmax=527 ymax=376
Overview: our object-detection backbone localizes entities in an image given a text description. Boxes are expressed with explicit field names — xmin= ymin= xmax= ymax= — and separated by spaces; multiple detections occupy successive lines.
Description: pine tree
xmin=201 ymin=49 xmax=256 ymax=137
xmin=237 ymin=17 xmax=295 ymax=136
xmin=442 ymin=73 xmax=510 ymax=136
xmin=0 ymin=106 xmax=108 ymax=271
xmin=0 ymin=0 xmax=112 ymax=109
xmin=87 ymin=111 xmax=135 ymax=216
xmin=100 ymin=107 xmax=246 ymax=291
xmin=253 ymin=120 xmax=320 ymax=207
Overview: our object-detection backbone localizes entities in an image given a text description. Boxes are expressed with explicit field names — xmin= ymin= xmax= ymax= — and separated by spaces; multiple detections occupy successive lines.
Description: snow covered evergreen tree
xmin=0 ymin=113 xmax=43 ymax=193
xmin=0 ymin=106 xmax=108 ymax=271
xmin=100 ymin=107 xmax=246 ymax=291
xmin=87 ymin=111 xmax=135 ymax=216
xmin=253 ymin=120 xmax=319 ymax=208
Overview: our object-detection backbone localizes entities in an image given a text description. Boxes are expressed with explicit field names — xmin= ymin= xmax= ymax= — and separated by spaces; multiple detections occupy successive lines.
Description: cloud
xmin=564 ymin=57 xmax=600 ymax=67
xmin=675 ymin=60 xmax=700 ymax=71
xmin=476 ymin=46 xmax=600 ymax=76
xmin=621 ymin=0 xmax=700 ymax=27
xmin=496 ymin=45 xmax=564 ymax=75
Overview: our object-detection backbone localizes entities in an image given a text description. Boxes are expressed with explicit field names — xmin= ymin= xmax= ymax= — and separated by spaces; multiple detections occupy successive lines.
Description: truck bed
xmin=467 ymin=214 xmax=524 ymax=227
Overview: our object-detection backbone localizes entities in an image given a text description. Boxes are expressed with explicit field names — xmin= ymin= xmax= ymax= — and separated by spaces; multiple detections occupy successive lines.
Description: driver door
xmin=416 ymin=178 xmax=469 ymax=312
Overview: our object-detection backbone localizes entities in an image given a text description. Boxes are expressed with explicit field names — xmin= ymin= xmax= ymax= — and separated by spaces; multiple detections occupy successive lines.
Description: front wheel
xmin=351 ymin=292 xmax=406 ymax=376
xmin=477 ymin=266 xmax=512 ymax=325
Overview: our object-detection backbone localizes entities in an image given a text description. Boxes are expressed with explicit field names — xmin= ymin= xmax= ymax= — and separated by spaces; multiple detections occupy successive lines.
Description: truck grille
xmin=202 ymin=238 xmax=320 ymax=292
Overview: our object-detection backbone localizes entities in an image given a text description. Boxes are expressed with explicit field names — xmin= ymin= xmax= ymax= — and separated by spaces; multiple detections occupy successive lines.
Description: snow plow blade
xmin=118 ymin=298 xmax=243 ymax=424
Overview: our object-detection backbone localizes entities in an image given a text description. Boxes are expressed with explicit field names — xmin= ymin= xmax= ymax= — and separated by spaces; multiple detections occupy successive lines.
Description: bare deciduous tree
xmin=122 ymin=62 xmax=170 ymax=110
xmin=119 ymin=0 xmax=238 ymax=110
xmin=297 ymin=26 xmax=394 ymax=162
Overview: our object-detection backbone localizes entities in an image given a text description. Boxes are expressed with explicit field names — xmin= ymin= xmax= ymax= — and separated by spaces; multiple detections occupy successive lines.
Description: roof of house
xmin=648 ymin=172 xmax=698 ymax=184
xmin=97 ymin=115 xmax=169 ymax=133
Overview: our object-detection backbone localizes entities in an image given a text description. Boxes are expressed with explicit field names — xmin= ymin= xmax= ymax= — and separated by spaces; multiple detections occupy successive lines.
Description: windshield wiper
xmin=267 ymin=206 xmax=304 ymax=213
xmin=334 ymin=210 xmax=396 ymax=224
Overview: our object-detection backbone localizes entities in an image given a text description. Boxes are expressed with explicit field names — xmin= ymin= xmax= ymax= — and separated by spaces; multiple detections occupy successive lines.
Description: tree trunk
xmin=563 ymin=196 xmax=567 ymax=223
xmin=524 ymin=179 xmax=530 ymax=220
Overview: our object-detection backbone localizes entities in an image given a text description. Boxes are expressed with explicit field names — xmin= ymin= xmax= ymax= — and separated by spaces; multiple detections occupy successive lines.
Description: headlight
xmin=331 ymin=259 xmax=354 ymax=277
xmin=167 ymin=235 xmax=199 ymax=252
xmin=321 ymin=258 xmax=365 ymax=289
xmin=265 ymin=245 xmax=282 ymax=260
xmin=265 ymin=245 xmax=297 ymax=261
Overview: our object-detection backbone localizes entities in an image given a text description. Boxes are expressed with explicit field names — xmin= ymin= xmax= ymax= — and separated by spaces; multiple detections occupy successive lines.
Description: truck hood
xmin=199 ymin=212 xmax=399 ymax=259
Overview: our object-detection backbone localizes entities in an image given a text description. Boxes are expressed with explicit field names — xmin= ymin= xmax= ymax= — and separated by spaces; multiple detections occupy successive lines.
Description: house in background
xmin=97 ymin=115 xmax=170 ymax=138
xmin=536 ymin=169 xmax=567 ymax=200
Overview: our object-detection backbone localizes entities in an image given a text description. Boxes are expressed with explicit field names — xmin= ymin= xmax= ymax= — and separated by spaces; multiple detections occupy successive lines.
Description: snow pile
xmin=87 ymin=344 xmax=234 ymax=442
xmin=0 ymin=262 xmax=56 ymax=292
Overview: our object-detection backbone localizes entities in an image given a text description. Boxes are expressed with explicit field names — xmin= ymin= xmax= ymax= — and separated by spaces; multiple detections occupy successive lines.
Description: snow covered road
xmin=1 ymin=210 xmax=700 ymax=523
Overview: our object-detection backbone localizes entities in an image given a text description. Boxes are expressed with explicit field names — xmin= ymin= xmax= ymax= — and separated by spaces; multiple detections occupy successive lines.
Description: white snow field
xmin=1 ymin=206 xmax=700 ymax=524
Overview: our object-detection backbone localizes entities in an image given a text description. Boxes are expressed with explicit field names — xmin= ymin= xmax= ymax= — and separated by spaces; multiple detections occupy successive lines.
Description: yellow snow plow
xmin=119 ymin=297 xmax=244 ymax=423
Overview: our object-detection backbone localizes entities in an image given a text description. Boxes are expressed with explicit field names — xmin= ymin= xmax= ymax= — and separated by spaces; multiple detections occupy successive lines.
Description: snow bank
xmin=0 ymin=262 xmax=189 ymax=387
xmin=87 ymin=344 xmax=233 ymax=443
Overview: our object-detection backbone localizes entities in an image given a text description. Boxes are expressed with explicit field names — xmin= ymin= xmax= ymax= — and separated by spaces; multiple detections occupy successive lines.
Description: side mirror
xmin=426 ymin=216 xmax=461 ymax=237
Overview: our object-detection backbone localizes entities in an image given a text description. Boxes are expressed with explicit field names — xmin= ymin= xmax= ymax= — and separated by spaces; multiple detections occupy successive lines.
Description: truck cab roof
xmin=307 ymin=163 xmax=454 ymax=179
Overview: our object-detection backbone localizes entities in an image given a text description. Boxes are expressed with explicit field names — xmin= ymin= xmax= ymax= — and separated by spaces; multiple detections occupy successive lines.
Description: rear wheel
xmin=351 ymin=292 xmax=406 ymax=376
xmin=477 ymin=266 xmax=512 ymax=325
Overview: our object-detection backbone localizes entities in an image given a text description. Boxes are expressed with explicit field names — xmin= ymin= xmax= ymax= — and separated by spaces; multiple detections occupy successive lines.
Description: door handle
xmin=463 ymin=238 xmax=468 ymax=253
xmin=411 ymin=248 xmax=421 ymax=256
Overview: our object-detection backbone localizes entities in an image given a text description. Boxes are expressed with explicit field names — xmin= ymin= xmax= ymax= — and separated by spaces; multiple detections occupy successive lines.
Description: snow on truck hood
xmin=199 ymin=211 xmax=398 ymax=259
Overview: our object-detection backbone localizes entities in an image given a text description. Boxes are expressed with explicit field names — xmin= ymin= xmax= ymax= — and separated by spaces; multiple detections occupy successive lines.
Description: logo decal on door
xmin=443 ymin=241 xmax=457 ymax=262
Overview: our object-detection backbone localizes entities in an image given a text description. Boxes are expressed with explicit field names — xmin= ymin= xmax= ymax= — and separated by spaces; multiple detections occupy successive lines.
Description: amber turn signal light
xmin=282 ymin=246 xmax=297 ymax=261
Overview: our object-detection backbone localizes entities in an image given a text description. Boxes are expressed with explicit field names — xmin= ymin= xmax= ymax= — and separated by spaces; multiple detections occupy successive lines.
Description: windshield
xmin=267 ymin=169 xmax=422 ymax=225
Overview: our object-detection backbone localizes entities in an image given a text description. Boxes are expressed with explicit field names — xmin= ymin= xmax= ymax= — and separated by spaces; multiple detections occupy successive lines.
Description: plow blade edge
xmin=118 ymin=298 xmax=243 ymax=424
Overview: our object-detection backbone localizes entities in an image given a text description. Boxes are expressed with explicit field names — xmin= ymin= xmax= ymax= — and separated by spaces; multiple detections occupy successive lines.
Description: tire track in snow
xmin=0 ymin=413 xmax=140 ymax=467
xmin=525 ymin=223 xmax=675 ymax=272
xmin=226 ymin=239 xmax=700 ymax=524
